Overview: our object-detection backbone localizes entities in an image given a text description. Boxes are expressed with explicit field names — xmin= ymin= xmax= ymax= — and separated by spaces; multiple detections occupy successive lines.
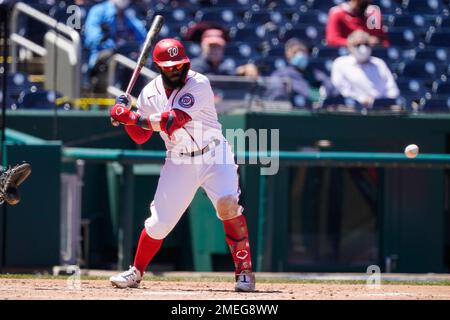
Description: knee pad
xmin=144 ymin=203 xmax=173 ymax=240
xmin=216 ymin=195 xmax=243 ymax=221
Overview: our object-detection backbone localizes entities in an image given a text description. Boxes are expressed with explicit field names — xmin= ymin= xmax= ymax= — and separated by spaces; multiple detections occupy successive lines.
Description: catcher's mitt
xmin=0 ymin=162 xmax=32 ymax=206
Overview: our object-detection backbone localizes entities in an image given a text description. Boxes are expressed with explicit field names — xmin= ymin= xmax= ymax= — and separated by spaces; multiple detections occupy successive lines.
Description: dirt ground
xmin=0 ymin=278 xmax=449 ymax=300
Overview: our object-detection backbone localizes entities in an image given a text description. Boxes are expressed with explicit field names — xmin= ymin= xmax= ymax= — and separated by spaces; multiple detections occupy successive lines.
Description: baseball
xmin=404 ymin=144 xmax=419 ymax=158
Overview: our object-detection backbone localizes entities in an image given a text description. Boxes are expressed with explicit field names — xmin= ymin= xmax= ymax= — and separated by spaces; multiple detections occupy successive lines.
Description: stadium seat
xmin=185 ymin=42 xmax=202 ymax=58
xmin=372 ymin=47 xmax=401 ymax=64
xmin=372 ymin=0 xmax=403 ymax=14
xmin=319 ymin=95 xmax=362 ymax=110
xmin=279 ymin=26 xmax=325 ymax=47
xmin=397 ymin=61 xmax=441 ymax=82
xmin=264 ymin=0 xmax=303 ymax=10
xmin=0 ymin=72 xmax=32 ymax=98
xmin=311 ymin=46 xmax=348 ymax=59
xmin=224 ymin=42 xmax=257 ymax=59
xmin=245 ymin=10 xmax=286 ymax=25
xmin=157 ymin=8 xmax=194 ymax=24
xmin=437 ymin=17 xmax=450 ymax=29
xmin=306 ymin=0 xmax=344 ymax=11
xmin=403 ymin=0 xmax=446 ymax=14
xmin=257 ymin=56 xmax=288 ymax=75
xmin=390 ymin=14 xmax=434 ymax=29
xmin=371 ymin=97 xmax=406 ymax=112
xmin=17 ymin=90 xmax=65 ymax=110
xmin=414 ymin=48 xmax=448 ymax=63
xmin=387 ymin=28 xmax=422 ymax=48
xmin=432 ymin=79 xmax=450 ymax=97
xmin=195 ymin=8 xmax=240 ymax=25
xmin=308 ymin=58 xmax=333 ymax=74
xmin=420 ymin=97 xmax=450 ymax=112
xmin=426 ymin=30 xmax=450 ymax=47
xmin=210 ymin=0 xmax=254 ymax=7
xmin=291 ymin=11 xmax=329 ymax=26
xmin=396 ymin=79 xmax=428 ymax=100
xmin=232 ymin=26 xmax=277 ymax=43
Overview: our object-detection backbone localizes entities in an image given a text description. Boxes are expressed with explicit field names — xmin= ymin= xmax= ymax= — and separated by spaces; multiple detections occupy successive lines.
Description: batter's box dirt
xmin=0 ymin=278 xmax=449 ymax=300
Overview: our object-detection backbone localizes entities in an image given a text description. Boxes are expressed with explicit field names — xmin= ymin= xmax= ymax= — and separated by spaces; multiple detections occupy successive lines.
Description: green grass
xmin=1 ymin=274 xmax=450 ymax=286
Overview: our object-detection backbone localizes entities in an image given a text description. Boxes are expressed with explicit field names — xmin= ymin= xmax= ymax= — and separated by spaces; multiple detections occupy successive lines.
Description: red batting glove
xmin=110 ymin=104 xmax=139 ymax=125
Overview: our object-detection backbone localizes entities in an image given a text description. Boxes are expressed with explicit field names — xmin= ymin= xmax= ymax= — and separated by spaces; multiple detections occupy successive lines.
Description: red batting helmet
xmin=153 ymin=38 xmax=190 ymax=67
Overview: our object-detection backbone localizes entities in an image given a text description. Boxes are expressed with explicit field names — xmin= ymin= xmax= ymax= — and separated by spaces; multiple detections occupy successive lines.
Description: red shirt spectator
xmin=326 ymin=1 xmax=390 ymax=47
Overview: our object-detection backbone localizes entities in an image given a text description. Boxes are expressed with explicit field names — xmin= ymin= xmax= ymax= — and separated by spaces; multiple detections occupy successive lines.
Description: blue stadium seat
xmin=211 ymin=0 xmax=255 ymax=7
xmin=258 ymin=56 xmax=288 ymax=75
xmin=371 ymin=97 xmax=407 ymax=112
xmin=264 ymin=0 xmax=304 ymax=9
xmin=420 ymin=97 xmax=450 ymax=112
xmin=372 ymin=0 xmax=403 ymax=14
xmin=311 ymin=46 xmax=348 ymax=59
xmin=396 ymin=79 xmax=428 ymax=100
xmin=432 ymin=79 xmax=450 ymax=97
xmin=279 ymin=26 xmax=325 ymax=47
xmin=306 ymin=0 xmax=344 ymax=11
xmin=319 ymin=95 xmax=362 ymax=110
xmin=397 ymin=61 xmax=441 ymax=82
xmin=387 ymin=28 xmax=422 ymax=48
xmin=232 ymin=26 xmax=277 ymax=43
xmin=426 ymin=30 xmax=450 ymax=47
xmin=308 ymin=58 xmax=333 ymax=74
xmin=185 ymin=42 xmax=202 ymax=58
xmin=195 ymin=8 xmax=240 ymax=25
xmin=414 ymin=48 xmax=448 ymax=64
xmin=224 ymin=42 xmax=258 ymax=59
xmin=291 ymin=11 xmax=329 ymax=26
xmin=437 ymin=17 xmax=450 ymax=29
xmin=390 ymin=14 xmax=434 ymax=29
xmin=0 ymin=72 xmax=32 ymax=98
xmin=266 ymin=46 xmax=285 ymax=57
xmin=403 ymin=0 xmax=446 ymax=14
xmin=245 ymin=10 xmax=286 ymax=25
xmin=17 ymin=90 xmax=65 ymax=110
xmin=372 ymin=47 xmax=401 ymax=64
xmin=157 ymin=8 xmax=194 ymax=24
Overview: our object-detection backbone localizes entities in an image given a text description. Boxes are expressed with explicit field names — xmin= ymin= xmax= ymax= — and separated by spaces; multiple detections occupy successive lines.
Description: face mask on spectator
xmin=290 ymin=52 xmax=309 ymax=70
xmin=111 ymin=0 xmax=130 ymax=9
xmin=351 ymin=44 xmax=371 ymax=63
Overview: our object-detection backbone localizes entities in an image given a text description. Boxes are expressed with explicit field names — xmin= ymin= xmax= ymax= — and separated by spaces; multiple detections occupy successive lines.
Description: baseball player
xmin=109 ymin=38 xmax=255 ymax=292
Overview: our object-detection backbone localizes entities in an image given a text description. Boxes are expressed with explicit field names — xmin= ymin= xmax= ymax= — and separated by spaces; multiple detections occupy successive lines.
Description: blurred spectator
xmin=326 ymin=0 xmax=390 ymax=47
xmin=83 ymin=0 xmax=147 ymax=92
xmin=190 ymin=28 xmax=259 ymax=78
xmin=331 ymin=30 xmax=399 ymax=106
xmin=265 ymin=38 xmax=335 ymax=106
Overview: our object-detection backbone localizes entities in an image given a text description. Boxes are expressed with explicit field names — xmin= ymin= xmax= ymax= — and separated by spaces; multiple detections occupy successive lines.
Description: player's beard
xmin=159 ymin=64 xmax=190 ymax=89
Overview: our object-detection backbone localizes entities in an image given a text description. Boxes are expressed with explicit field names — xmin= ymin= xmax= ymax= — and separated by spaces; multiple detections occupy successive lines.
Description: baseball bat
xmin=112 ymin=15 xmax=164 ymax=126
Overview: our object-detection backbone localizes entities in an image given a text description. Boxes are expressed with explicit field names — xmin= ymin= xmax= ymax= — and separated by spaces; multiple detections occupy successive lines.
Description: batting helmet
xmin=153 ymin=38 xmax=190 ymax=67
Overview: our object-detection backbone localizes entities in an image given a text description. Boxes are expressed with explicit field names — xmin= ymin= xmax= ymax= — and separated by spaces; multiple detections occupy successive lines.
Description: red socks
xmin=133 ymin=229 xmax=163 ymax=275
xmin=222 ymin=215 xmax=253 ymax=275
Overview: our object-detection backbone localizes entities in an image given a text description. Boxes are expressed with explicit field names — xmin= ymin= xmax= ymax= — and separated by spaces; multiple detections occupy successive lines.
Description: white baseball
xmin=404 ymin=144 xmax=419 ymax=158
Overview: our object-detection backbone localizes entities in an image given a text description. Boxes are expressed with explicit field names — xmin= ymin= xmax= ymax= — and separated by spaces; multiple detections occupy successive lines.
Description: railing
xmin=10 ymin=2 xmax=82 ymax=98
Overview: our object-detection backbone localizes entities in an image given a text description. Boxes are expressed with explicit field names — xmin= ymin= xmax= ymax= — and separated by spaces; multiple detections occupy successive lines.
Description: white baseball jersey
xmin=135 ymin=69 xmax=241 ymax=241
xmin=136 ymin=70 xmax=224 ymax=154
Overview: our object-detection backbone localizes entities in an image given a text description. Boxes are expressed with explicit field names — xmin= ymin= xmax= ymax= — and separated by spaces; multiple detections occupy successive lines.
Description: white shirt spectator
xmin=331 ymin=55 xmax=399 ymax=105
